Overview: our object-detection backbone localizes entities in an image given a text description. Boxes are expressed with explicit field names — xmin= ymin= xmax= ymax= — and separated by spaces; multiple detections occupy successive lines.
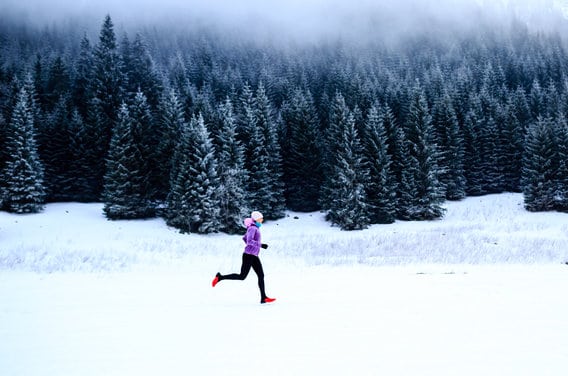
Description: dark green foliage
xmin=281 ymin=88 xmax=323 ymax=212
xmin=215 ymin=97 xmax=249 ymax=233
xmin=362 ymin=106 xmax=396 ymax=224
xmin=399 ymin=85 xmax=445 ymax=220
xmin=522 ymin=117 xmax=557 ymax=211
xmin=166 ymin=115 xmax=221 ymax=233
xmin=3 ymin=12 xmax=568 ymax=227
xmin=2 ymin=88 xmax=45 ymax=213
xmin=326 ymin=113 xmax=370 ymax=230
xmin=103 ymin=103 xmax=152 ymax=219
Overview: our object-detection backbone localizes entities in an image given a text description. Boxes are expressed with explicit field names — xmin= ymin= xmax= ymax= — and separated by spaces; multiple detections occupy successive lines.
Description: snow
xmin=1 ymin=193 xmax=568 ymax=375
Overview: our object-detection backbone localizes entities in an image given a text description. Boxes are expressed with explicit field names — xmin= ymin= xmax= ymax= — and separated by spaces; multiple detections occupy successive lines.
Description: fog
xmin=1 ymin=0 xmax=567 ymax=43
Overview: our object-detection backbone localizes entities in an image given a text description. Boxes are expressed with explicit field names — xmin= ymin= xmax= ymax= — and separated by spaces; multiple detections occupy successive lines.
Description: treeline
xmin=0 ymin=15 xmax=567 ymax=232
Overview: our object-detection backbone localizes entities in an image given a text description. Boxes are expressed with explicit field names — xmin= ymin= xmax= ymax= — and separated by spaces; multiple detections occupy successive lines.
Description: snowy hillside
xmin=1 ymin=193 xmax=567 ymax=272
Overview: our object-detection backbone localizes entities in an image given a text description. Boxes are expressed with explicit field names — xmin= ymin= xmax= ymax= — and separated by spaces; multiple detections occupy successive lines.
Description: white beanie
xmin=251 ymin=211 xmax=263 ymax=221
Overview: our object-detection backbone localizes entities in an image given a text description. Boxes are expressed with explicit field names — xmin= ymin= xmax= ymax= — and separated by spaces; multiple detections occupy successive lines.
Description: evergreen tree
xmin=554 ymin=113 xmax=568 ymax=212
xmin=122 ymin=33 xmax=163 ymax=109
xmin=281 ymin=88 xmax=322 ymax=212
xmin=167 ymin=115 xmax=221 ymax=234
xmin=401 ymin=85 xmax=445 ymax=220
xmin=42 ymin=96 xmax=74 ymax=201
xmin=72 ymin=34 xmax=93 ymax=118
xmin=2 ymin=88 xmax=45 ymax=213
xmin=45 ymin=56 xmax=70 ymax=112
xmin=381 ymin=104 xmax=405 ymax=212
xmin=522 ymin=117 xmax=557 ymax=211
xmin=103 ymin=103 xmax=151 ymax=219
xmin=129 ymin=90 xmax=157 ymax=201
xmin=238 ymin=83 xmax=274 ymax=217
xmin=156 ymin=88 xmax=185 ymax=201
xmin=362 ymin=106 xmax=396 ymax=224
xmin=432 ymin=92 xmax=466 ymax=200
xmin=216 ymin=97 xmax=249 ymax=233
xmin=321 ymin=92 xmax=351 ymax=211
xmin=326 ymin=113 xmax=370 ymax=230
xmin=463 ymin=100 xmax=485 ymax=196
xmin=66 ymin=108 xmax=95 ymax=201
xmin=255 ymin=82 xmax=286 ymax=218
xmin=90 ymin=15 xmax=125 ymax=196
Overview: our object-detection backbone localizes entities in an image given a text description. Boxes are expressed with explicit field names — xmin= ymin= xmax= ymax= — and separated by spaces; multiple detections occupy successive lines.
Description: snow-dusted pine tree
xmin=431 ymin=92 xmax=466 ymax=200
xmin=522 ymin=117 xmax=556 ymax=211
xmin=281 ymin=88 xmax=323 ymax=212
xmin=42 ymin=96 xmax=74 ymax=201
xmin=167 ymin=114 xmax=221 ymax=234
xmin=401 ymin=84 xmax=445 ymax=220
xmin=72 ymin=34 xmax=93 ymax=119
xmin=362 ymin=106 xmax=396 ymax=224
xmin=553 ymin=113 xmax=568 ymax=212
xmin=129 ymin=90 xmax=156 ymax=201
xmin=255 ymin=82 xmax=286 ymax=219
xmin=326 ymin=112 xmax=370 ymax=230
xmin=239 ymin=85 xmax=272 ymax=215
xmin=103 ymin=103 xmax=151 ymax=219
xmin=321 ymin=91 xmax=350 ymax=212
xmin=156 ymin=88 xmax=185 ymax=201
xmin=90 ymin=15 xmax=124 ymax=196
xmin=215 ymin=97 xmax=249 ymax=233
xmin=2 ymin=88 xmax=45 ymax=213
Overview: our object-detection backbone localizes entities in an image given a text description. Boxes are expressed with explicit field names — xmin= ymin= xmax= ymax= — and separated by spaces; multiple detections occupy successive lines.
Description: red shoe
xmin=261 ymin=297 xmax=276 ymax=304
xmin=212 ymin=273 xmax=221 ymax=287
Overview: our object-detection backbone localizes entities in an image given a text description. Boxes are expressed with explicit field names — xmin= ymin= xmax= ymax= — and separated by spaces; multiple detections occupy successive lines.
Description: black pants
xmin=220 ymin=253 xmax=266 ymax=300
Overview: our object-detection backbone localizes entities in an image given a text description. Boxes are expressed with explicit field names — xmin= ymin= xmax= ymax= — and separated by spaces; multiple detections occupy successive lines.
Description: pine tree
xmin=72 ymin=34 xmax=94 ymax=118
xmin=167 ymin=115 xmax=221 ymax=234
xmin=2 ymin=88 xmax=45 ymax=213
xmin=401 ymin=85 xmax=445 ymax=220
xmin=431 ymin=92 xmax=466 ymax=200
xmin=321 ymin=92 xmax=351 ymax=211
xmin=45 ymin=56 xmax=70 ymax=112
xmin=238 ymin=83 xmax=274 ymax=218
xmin=463 ymin=100 xmax=485 ymax=196
xmin=122 ymin=33 xmax=163 ymax=109
xmin=42 ymin=96 xmax=74 ymax=201
xmin=381 ymin=104 xmax=405 ymax=213
xmin=90 ymin=15 xmax=125 ymax=197
xmin=362 ymin=106 xmax=396 ymax=224
xmin=216 ymin=97 xmax=249 ymax=233
xmin=103 ymin=103 xmax=150 ymax=219
xmin=129 ymin=90 xmax=156 ymax=201
xmin=554 ymin=113 xmax=568 ymax=212
xmin=327 ymin=113 xmax=370 ymax=230
xmin=281 ymin=88 xmax=322 ymax=212
xmin=156 ymin=88 xmax=185 ymax=201
xmin=522 ymin=117 xmax=557 ymax=211
xmin=66 ymin=108 xmax=95 ymax=201
xmin=254 ymin=83 xmax=286 ymax=219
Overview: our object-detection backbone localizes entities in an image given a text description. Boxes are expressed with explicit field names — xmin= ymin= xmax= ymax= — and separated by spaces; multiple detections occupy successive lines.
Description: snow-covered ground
xmin=1 ymin=193 xmax=568 ymax=375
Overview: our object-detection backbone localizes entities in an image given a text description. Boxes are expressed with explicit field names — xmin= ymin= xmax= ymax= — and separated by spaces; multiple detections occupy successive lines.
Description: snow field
xmin=1 ymin=193 xmax=568 ymax=375
xmin=0 ymin=265 xmax=567 ymax=375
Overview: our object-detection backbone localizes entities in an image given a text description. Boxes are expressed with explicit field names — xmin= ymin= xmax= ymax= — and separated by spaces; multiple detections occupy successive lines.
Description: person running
xmin=212 ymin=211 xmax=276 ymax=304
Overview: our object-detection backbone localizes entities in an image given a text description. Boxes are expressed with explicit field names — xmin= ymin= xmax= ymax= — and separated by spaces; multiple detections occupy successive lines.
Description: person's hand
xmin=261 ymin=243 xmax=268 ymax=249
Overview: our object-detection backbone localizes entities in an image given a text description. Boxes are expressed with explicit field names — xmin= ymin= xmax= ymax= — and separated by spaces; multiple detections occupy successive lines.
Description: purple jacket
xmin=243 ymin=223 xmax=262 ymax=256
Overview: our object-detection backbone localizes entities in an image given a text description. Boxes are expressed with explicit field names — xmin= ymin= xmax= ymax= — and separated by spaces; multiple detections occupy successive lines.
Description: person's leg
xmin=220 ymin=253 xmax=253 ymax=281
xmin=250 ymin=256 xmax=267 ymax=301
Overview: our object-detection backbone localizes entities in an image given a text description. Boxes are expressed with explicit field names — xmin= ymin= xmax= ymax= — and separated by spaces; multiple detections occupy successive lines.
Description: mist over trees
xmin=1 ymin=10 xmax=568 ymax=231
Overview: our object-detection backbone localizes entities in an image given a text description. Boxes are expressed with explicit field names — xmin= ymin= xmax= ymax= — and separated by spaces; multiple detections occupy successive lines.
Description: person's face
xmin=256 ymin=217 xmax=264 ymax=223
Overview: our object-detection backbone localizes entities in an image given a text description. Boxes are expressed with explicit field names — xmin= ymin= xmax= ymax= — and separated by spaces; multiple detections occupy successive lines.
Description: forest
xmin=1 ymin=12 xmax=568 ymax=232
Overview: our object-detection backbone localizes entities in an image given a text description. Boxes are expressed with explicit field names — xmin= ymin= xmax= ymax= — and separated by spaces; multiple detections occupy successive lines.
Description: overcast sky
xmin=1 ymin=0 xmax=567 ymax=43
